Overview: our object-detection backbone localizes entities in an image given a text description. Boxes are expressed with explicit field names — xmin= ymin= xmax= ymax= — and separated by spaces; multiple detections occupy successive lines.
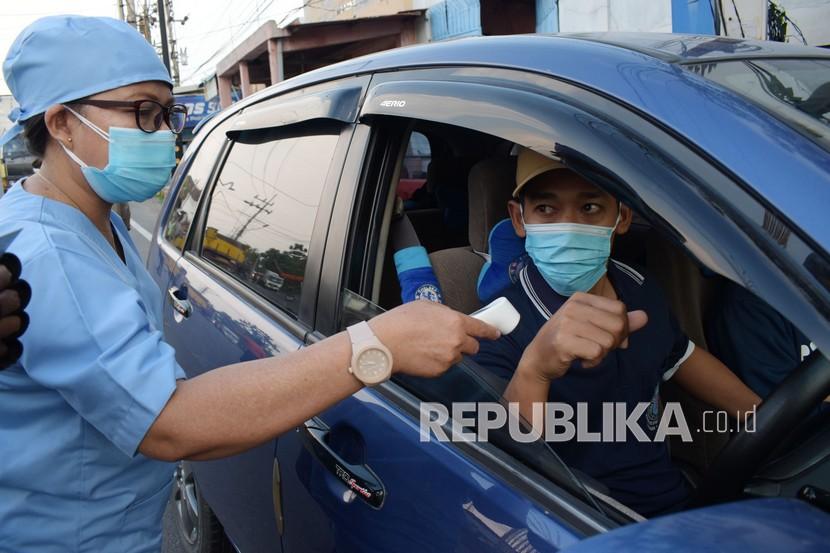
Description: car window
xmin=339 ymin=287 xmax=608 ymax=514
xmin=200 ymin=131 xmax=339 ymax=317
xmin=337 ymin=118 xmax=609 ymax=518
xmin=163 ymin=125 xmax=229 ymax=251
xmin=397 ymin=131 xmax=431 ymax=203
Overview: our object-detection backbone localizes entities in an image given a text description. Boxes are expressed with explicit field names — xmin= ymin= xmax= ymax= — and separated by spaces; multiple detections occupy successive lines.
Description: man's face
xmin=507 ymin=169 xmax=632 ymax=238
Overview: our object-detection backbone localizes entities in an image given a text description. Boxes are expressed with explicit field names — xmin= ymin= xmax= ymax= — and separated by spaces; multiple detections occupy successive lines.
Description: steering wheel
xmin=696 ymin=351 xmax=830 ymax=505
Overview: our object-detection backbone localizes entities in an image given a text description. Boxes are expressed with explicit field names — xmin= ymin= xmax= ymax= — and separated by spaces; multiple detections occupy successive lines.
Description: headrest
xmin=467 ymin=157 xmax=516 ymax=253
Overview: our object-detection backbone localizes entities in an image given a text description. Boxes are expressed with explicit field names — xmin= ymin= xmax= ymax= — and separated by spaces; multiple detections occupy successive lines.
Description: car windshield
xmin=686 ymin=57 xmax=830 ymax=151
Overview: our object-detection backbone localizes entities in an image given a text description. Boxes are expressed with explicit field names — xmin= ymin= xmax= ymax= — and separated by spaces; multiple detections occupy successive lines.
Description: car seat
xmin=429 ymin=157 xmax=517 ymax=313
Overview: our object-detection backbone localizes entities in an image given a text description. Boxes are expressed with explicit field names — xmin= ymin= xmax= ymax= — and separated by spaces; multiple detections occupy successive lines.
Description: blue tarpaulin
xmin=428 ymin=0 xmax=482 ymax=41
xmin=671 ymin=0 xmax=716 ymax=34
xmin=536 ymin=0 xmax=559 ymax=33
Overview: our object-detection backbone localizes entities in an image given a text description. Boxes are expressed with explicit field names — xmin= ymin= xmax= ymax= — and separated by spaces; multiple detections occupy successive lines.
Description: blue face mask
xmin=522 ymin=205 xmax=621 ymax=297
xmin=62 ymin=106 xmax=176 ymax=203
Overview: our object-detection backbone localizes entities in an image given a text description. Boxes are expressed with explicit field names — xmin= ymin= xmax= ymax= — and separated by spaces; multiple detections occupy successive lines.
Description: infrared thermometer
xmin=470 ymin=297 xmax=520 ymax=335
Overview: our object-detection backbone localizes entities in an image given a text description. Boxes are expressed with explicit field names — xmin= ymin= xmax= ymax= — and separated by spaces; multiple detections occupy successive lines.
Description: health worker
xmin=0 ymin=15 xmax=499 ymax=552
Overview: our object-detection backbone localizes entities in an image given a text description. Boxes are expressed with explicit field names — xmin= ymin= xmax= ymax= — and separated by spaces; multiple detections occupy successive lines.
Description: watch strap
xmin=347 ymin=321 xmax=375 ymax=345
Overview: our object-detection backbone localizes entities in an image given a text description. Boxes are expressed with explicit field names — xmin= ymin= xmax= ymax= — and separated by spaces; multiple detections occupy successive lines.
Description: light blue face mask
xmin=522 ymin=205 xmax=621 ymax=297
xmin=62 ymin=105 xmax=176 ymax=204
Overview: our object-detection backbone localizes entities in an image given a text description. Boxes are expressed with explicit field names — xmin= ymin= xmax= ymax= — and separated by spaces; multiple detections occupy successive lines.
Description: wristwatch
xmin=347 ymin=321 xmax=393 ymax=386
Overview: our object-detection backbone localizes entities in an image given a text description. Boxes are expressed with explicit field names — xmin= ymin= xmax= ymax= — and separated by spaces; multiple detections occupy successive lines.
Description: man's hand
xmin=0 ymin=253 xmax=31 ymax=369
xmin=520 ymin=292 xmax=648 ymax=382
xmin=369 ymin=300 xmax=501 ymax=378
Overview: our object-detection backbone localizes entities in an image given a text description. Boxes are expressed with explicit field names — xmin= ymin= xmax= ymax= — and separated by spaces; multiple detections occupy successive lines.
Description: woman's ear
xmin=43 ymin=105 xmax=74 ymax=149
xmin=615 ymin=204 xmax=633 ymax=235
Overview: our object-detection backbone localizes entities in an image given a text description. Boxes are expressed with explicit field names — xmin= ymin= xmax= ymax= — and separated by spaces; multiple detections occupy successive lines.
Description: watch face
xmin=357 ymin=348 xmax=390 ymax=383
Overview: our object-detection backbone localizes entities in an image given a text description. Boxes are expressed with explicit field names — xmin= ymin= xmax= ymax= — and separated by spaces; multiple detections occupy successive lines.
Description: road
xmin=122 ymin=197 xmax=188 ymax=553
xmin=125 ymin=196 xmax=162 ymax=263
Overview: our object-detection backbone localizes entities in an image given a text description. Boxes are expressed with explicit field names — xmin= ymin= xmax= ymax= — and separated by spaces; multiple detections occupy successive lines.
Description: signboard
xmin=175 ymin=93 xmax=221 ymax=129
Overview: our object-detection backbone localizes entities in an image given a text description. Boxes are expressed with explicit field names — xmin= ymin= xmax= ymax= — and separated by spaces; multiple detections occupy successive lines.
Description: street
xmin=122 ymin=196 xmax=187 ymax=553
xmin=125 ymin=196 xmax=162 ymax=264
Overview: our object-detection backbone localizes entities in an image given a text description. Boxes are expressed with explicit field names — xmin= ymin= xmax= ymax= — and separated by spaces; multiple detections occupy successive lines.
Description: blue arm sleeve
xmin=20 ymin=247 xmax=181 ymax=457
xmin=394 ymin=246 xmax=444 ymax=304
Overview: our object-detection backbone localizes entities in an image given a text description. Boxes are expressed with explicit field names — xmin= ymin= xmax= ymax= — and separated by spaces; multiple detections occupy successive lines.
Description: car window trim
xmin=226 ymin=85 xmax=364 ymax=138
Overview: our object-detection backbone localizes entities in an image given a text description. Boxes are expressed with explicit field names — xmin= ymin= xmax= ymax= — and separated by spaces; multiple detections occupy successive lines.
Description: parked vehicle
xmin=0 ymin=135 xmax=36 ymax=191
xmin=150 ymin=33 xmax=830 ymax=552
xmin=264 ymin=270 xmax=284 ymax=291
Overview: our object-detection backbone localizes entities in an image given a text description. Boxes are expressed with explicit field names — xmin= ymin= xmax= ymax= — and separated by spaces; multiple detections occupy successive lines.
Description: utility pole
xmin=163 ymin=0 xmax=184 ymax=86
xmin=235 ymin=194 xmax=275 ymax=241
xmin=120 ymin=0 xmax=139 ymax=29
xmin=140 ymin=1 xmax=152 ymax=42
xmin=157 ymin=0 xmax=171 ymax=74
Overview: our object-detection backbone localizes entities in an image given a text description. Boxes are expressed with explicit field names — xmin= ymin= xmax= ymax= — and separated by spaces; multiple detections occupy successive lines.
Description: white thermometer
xmin=470 ymin=297 xmax=520 ymax=335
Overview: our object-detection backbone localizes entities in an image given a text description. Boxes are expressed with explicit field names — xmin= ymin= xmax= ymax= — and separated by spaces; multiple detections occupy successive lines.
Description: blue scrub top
xmin=0 ymin=181 xmax=185 ymax=552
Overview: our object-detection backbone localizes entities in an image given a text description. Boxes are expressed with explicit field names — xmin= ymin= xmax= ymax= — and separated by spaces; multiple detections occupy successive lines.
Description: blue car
xmin=149 ymin=34 xmax=830 ymax=552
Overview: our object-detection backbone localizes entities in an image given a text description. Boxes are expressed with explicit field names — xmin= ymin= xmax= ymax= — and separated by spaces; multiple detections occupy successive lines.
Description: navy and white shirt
xmin=707 ymin=280 xmax=817 ymax=400
xmin=474 ymin=259 xmax=694 ymax=516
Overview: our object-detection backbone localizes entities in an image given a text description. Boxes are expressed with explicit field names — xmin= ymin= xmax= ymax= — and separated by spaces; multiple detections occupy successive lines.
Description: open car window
xmin=339 ymin=288 xmax=613 ymax=518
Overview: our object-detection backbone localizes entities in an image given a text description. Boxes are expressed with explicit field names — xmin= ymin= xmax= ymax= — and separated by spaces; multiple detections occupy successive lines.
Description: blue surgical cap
xmin=1 ymin=15 xmax=172 ymax=145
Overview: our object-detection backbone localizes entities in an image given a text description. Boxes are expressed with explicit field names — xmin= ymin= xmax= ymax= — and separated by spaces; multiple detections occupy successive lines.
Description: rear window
xmin=686 ymin=58 xmax=830 ymax=151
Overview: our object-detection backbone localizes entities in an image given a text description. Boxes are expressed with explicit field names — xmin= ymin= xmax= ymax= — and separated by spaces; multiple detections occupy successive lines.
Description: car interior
xmin=348 ymin=119 xmax=822 ymax=521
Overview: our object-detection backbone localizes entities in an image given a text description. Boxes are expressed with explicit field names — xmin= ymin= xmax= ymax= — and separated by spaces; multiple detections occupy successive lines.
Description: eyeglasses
xmin=70 ymin=99 xmax=189 ymax=134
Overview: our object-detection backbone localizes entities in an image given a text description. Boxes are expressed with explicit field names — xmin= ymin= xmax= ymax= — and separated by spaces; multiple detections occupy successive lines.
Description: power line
xmin=175 ymin=21 xmax=250 ymax=41
xmin=180 ymin=0 xmax=277 ymax=83
xmin=784 ymin=12 xmax=807 ymax=44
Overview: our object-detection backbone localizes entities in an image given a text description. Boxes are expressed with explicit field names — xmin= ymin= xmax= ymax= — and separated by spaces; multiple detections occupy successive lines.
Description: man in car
xmin=474 ymin=147 xmax=761 ymax=516
xmin=706 ymin=258 xmax=828 ymax=407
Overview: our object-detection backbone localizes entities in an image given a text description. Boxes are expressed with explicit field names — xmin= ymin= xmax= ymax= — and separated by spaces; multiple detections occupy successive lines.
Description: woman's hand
xmin=369 ymin=300 xmax=501 ymax=378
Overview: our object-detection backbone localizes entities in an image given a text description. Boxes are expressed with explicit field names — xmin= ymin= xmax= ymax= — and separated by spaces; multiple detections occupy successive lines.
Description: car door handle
xmin=299 ymin=418 xmax=386 ymax=509
xmin=167 ymin=286 xmax=192 ymax=319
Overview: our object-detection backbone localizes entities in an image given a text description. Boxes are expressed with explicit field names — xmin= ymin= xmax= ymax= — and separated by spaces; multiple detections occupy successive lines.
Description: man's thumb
xmin=620 ymin=310 xmax=648 ymax=349
xmin=628 ymin=310 xmax=648 ymax=333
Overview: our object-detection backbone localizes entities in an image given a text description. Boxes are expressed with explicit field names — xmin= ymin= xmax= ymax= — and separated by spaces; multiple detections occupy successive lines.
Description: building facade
xmin=210 ymin=0 xmax=829 ymax=107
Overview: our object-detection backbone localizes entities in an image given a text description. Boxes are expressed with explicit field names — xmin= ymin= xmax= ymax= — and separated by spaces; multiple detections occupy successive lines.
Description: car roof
xmin=216 ymin=33 xmax=830 ymax=251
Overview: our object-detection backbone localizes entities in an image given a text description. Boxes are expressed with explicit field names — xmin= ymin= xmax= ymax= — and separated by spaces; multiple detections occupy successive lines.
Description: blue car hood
xmin=565 ymin=499 xmax=829 ymax=552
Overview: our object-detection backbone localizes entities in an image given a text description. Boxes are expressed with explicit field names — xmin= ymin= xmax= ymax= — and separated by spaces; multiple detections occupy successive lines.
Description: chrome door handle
xmin=167 ymin=287 xmax=192 ymax=319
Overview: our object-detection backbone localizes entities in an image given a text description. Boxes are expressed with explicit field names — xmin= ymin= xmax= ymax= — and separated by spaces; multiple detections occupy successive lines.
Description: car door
xmin=272 ymin=82 xmax=617 ymax=553
xmin=159 ymin=79 xmax=368 ymax=553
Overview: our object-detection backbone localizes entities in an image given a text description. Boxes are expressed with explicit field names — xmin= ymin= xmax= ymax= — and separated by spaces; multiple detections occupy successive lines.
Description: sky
xmin=0 ymin=0 xmax=303 ymax=96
